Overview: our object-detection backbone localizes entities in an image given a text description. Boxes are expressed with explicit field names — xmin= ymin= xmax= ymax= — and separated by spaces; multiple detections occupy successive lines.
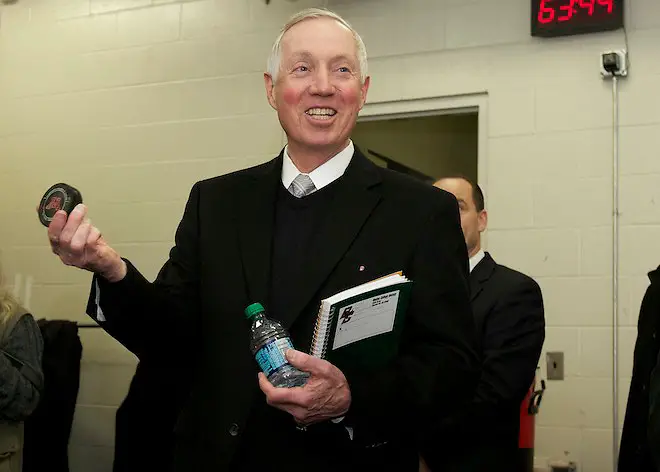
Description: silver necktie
xmin=288 ymin=174 xmax=317 ymax=198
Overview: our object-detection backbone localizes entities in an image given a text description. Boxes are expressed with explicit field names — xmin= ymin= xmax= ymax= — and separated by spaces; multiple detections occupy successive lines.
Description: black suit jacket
xmin=619 ymin=266 xmax=660 ymax=472
xmin=112 ymin=356 xmax=191 ymax=472
xmin=86 ymin=282 xmax=192 ymax=472
xmin=422 ymin=252 xmax=545 ymax=471
xmin=86 ymin=148 xmax=480 ymax=471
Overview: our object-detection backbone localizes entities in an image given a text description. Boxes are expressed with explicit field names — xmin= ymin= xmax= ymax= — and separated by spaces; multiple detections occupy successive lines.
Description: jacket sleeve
xmin=0 ymin=314 xmax=44 ymax=421
xmin=341 ymin=196 xmax=481 ymax=446
xmin=474 ymin=278 xmax=545 ymax=406
xmin=85 ymin=182 xmax=202 ymax=358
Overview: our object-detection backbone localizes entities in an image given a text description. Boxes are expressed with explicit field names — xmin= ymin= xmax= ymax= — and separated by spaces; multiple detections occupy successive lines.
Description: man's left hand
xmin=258 ymin=349 xmax=351 ymax=426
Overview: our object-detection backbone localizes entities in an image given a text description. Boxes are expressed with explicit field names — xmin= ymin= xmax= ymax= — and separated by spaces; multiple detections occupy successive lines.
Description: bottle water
xmin=245 ymin=302 xmax=309 ymax=388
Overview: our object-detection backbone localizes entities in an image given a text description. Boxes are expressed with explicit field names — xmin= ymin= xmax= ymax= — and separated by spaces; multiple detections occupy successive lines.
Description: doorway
xmin=353 ymin=112 xmax=479 ymax=184
xmin=356 ymin=93 xmax=488 ymax=189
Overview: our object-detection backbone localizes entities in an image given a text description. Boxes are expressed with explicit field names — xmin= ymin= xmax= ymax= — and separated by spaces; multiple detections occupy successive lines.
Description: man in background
xmin=422 ymin=176 xmax=545 ymax=471
xmin=619 ymin=265 xmax=660 ymax=472
xmin=44 ymin=9 xmax=479 ymax=472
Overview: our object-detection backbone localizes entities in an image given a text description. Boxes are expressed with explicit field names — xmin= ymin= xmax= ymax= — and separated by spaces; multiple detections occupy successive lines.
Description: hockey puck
xmin=38 ymin=183 xmax=83 ymax=227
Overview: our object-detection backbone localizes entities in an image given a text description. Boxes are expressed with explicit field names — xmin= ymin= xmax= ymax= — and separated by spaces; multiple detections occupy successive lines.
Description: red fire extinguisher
xmin=519 ymin=376 xmax=546 ymax=472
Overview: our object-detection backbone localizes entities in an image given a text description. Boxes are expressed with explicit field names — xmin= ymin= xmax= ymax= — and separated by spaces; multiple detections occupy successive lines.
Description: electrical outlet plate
xmin=600 ymin=49 xmax=628 ymax=78
xmin=546 ymin=351 xmax=565 ymax=381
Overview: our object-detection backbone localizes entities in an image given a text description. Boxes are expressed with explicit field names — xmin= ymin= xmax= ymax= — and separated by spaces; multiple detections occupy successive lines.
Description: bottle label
xmin=255 ymin=337 xmax=294 ymax=377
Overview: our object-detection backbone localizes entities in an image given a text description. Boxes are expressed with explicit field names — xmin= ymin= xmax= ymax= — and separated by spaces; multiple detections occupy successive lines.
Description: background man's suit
xmin=85 ymin=148 xmax=480 ymax=471
xmin=423 ymin=251 xmax=545 ymax=471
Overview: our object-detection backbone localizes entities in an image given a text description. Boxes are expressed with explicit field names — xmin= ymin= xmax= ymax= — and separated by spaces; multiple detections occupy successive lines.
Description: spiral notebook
xmin=309 ymin=272 xmax=412 ymax=369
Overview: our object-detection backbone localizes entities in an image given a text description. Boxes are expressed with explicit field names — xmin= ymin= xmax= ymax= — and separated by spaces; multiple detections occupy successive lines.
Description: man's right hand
xmin=46 ymin=204 xmax=127 ymax=282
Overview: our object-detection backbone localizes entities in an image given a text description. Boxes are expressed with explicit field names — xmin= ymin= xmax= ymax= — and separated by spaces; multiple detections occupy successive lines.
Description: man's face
xmin=434 ymin=178 xmax=487 ymax=257
xmin=264 ymin=17 xmax=370 ymax=156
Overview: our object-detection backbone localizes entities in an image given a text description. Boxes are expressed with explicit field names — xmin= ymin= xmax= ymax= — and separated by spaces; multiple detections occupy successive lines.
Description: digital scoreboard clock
xmin=531 ymin=0 xmax=624 ymax=38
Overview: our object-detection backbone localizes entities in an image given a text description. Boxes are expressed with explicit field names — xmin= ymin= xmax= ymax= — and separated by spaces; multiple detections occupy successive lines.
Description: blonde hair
xmin=266 ymin=8 xmax=369 ymax=84
xmin=0 ymin=267 xmax=18 ymax=325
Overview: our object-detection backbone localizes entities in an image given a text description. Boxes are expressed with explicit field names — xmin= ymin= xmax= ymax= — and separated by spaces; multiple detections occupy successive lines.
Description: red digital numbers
xmin=538 ymin=0 xmax=615 ymax=24
xmin=558 ymin=0 xmax=576 ymax=21
xmin=538 ymin=0 xmax=555 ymax=23
xmin=579 ymin=0 xmax=595 ymax=15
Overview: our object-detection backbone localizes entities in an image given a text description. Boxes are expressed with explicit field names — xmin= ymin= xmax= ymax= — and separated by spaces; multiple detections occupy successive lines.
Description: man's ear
xmin=359 ymin=76 xmax=370 ymax=109
xmin=264 ymin=73 xmax=277 ymax=110
xmin=478 ymin=209 xmax=488 ymax=233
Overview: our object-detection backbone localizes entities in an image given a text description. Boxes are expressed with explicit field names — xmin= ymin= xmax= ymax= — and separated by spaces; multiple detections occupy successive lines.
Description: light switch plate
xmin=546 ymin=351 xmax=564 ymax=381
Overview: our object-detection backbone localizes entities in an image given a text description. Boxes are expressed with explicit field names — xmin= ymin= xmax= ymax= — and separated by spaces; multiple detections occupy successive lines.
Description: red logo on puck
xmin=45 ymin=196 xmax=63 ymax=211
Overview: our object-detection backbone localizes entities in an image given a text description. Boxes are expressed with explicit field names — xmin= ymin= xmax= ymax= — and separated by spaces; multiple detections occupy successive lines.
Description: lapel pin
xmin=359 ymin=265 xmax=365 ymax=272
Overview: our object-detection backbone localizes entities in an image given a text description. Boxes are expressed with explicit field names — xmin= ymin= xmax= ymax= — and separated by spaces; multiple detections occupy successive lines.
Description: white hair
xmin=266 ymin=8 xmax=368 ymax=84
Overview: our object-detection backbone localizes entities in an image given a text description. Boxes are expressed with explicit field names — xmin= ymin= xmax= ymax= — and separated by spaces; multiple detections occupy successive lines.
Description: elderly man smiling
xmin=43 ymin=8 xmax=480 ymax=472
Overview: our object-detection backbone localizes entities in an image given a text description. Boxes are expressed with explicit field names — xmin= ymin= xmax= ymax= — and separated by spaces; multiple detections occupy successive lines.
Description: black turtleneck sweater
xmin=230 ymin=177 xmax=353 ymax=471
xmin=268 ymin=178 xmax=343 ymax=351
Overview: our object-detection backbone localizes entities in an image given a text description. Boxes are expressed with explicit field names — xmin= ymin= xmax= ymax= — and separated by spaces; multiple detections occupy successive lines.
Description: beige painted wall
xmin=353 ymin=113 xmax=478 ymax=181
xmin=1 ymin=0 xmax=660 ymax=471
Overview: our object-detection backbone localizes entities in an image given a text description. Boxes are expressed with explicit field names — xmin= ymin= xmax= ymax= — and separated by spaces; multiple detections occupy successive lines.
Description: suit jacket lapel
xmin=283 ymin=149 xmax=383 ymax=328
xmin=238 ymin=155 xmax=282 ymax=307
xmin=469 ymin=252 xmax=496 ymax=301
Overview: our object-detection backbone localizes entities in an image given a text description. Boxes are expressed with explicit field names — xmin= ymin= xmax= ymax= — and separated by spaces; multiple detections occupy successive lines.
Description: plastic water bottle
xmin=245 ymin=302 xmax=309 ymax=388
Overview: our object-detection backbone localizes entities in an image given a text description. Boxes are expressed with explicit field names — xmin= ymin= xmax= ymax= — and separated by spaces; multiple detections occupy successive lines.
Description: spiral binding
xmin=310 ymin=307 xmax=324 ymax=357
xmin=310 ymin=305 xmax=337 ymax=359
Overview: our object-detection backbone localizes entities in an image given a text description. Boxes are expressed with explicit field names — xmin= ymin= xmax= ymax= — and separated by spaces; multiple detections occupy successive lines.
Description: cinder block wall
xmin=1 ymin=1 xmax=659 ymax=470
